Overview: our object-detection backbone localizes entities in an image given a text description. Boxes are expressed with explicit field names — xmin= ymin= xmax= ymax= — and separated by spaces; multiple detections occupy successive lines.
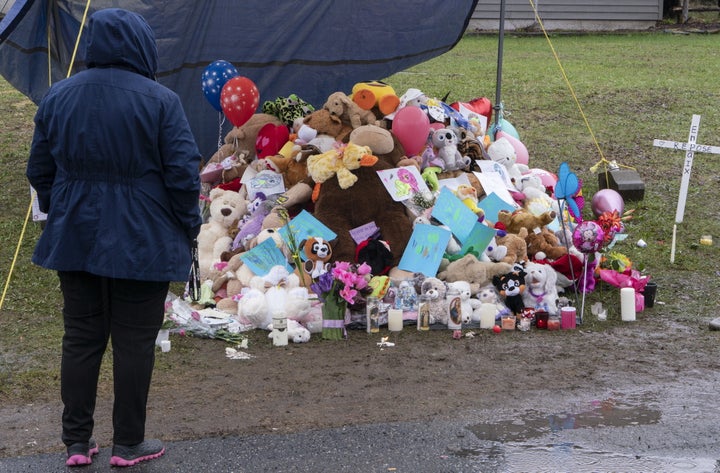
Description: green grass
xmin=2 ymin=30 xmax=720 ymax=401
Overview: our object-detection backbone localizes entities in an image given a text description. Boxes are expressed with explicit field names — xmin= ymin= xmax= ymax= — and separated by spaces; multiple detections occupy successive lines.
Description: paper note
xmin=239 ymin=237 xmax=293 ymax=276
xmin=398 ymin=223 xmax=452 ymax=277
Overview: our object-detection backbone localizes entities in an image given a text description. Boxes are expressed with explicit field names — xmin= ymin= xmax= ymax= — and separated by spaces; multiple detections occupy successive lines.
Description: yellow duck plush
xmin=307 ymin=142 xmax=378 ymax=201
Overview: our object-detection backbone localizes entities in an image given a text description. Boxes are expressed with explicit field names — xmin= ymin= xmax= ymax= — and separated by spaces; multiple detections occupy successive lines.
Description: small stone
xmin=709 ymin=318 xmax=720 ymax=331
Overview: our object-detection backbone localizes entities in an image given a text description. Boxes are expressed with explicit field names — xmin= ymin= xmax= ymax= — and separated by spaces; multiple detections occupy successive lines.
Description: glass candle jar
xmin=366 ymin=296 xmax=380 ymax=333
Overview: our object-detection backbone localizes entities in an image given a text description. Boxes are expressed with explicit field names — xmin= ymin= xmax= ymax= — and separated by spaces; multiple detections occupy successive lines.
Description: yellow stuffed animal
xmin=307 ymin=142 xmax=378 ymax=201
xmin=455 ymin=184 xmax=484 ymax=218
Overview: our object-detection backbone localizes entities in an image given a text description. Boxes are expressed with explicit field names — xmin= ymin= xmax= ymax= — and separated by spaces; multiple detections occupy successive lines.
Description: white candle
xmin=388 ymin=309 xmax=403 ymax=332
xmin=479 ymin=303 xmax=496 ymax=329
xmin=620 ymin=287 xmax=636 ymax=321
xmin=272 ymin=313 xmax=288 ymax=346
xmin=160 ymin=340 xmax=171 ymax=353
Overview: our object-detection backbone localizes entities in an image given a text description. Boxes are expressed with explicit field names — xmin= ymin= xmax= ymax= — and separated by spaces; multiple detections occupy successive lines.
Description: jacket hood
xmin=85 ymin=9 xmax=158 ymax=80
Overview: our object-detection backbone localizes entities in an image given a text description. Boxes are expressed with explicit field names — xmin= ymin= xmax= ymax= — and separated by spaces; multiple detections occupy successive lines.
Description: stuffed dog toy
xmin=521 ymin=261 xmax=559 ymax=315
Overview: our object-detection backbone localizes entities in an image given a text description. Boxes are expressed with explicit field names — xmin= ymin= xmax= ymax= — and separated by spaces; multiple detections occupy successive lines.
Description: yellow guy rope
xmin=526 ymin=0 xmax=634 ymax=178
xmin=0 ymin=0 xmax=93 ymax=311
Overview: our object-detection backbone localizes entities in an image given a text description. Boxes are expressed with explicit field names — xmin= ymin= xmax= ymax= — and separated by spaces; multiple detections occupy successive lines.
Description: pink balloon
xmin=496 ymin=130 xmax=529 ymax=165
xmin=573 ymin=220 xmax=605 ymax=253
xmin=526 ymin=168 xmax=558 ymax=190
xmin=391 ymin=106 xmax=430 ymax=156
xmin=591 ymin=189 xmax=624 ymax=217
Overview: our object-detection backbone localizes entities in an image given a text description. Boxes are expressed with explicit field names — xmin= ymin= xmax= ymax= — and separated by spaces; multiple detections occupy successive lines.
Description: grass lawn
xmin=1 ymin=30 xmax=719 ymax=399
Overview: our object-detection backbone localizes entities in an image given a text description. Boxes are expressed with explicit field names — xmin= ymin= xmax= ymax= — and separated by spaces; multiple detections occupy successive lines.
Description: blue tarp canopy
xmin=0 ymin=0 xmax=478 ymax=156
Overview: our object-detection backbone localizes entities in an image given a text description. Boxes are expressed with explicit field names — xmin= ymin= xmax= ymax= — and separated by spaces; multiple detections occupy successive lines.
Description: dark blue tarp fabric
xmin=1 ymin=0 xmax=478 ymax=157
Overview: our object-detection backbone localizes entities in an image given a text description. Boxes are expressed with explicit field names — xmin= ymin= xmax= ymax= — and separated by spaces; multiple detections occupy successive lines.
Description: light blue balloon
xmin=489 ymin=117 xmax=520 ymax=141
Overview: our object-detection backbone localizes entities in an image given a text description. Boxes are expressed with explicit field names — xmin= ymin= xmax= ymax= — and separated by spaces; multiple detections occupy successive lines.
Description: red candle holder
xmin=535 ymin=311 xmax=548 ymax=329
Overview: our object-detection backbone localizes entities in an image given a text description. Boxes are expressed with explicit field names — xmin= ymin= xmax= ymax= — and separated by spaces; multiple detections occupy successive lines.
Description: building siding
xmin=471 ymin=0 xmax=664 ymax=30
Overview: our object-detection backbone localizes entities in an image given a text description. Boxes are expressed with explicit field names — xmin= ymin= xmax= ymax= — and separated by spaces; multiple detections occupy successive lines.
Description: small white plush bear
xmin=196 ymin=188 xmax=249 ymax=280
xmin=287 ymin=319 xmax=311 ymax=343
xmin=487 ymin=137 xmax=529 ymax=189
xmin=239 ymin=265 xmax=308 ymax=329
xmin=431 ymin=128 xmax=471 ymax=171
xmin=268 ymin=319 xmax=311 ymax=343
xmin=515 ymin=173 xmax=560 ymax=216
xmin=474 ymin=284 xmax=510 ymax=322
xmin=447 ymin=280 xmax=481 ymax=324
xmin=289 ymin=300 xmax=323 ymax=334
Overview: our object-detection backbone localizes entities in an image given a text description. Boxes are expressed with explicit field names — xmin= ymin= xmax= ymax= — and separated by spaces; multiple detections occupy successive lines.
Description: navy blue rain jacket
xmin=26 ymin=8 xmax=202 ymax=282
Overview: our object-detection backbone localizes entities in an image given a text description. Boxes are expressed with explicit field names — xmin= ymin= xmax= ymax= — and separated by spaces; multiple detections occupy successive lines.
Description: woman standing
xmin=26 ymin=8 xmax=202 ymax=468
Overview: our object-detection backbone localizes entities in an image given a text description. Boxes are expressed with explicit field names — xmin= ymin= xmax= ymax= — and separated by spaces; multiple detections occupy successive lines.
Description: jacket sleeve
xmin=26 ymin=107 xmax=56 ymax=214
xmin=159 ymin=94 xmax=203 ymax=240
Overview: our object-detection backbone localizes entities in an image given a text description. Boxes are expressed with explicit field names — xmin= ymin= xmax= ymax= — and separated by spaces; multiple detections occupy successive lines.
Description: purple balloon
xmin=591 ymin=189 xmax=624 ymax=217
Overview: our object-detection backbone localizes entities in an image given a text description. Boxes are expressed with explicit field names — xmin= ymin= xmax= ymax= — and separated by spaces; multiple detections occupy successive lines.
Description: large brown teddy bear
xmin=302 ymin=108 xmax=352 ymax=144
xmin=278 ymin=125 xmax=416 ymax=273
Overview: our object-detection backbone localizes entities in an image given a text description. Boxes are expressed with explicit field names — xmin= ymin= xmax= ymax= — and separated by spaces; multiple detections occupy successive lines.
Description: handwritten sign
xmin=398 ymin=223 xmax=451 ymax=277
xmin=431 ymin=186 xmax=478 ymax=242
xmin=376 ymin=166 xmax=430 ymax=202
xmin=477 ymin=192 xmax=516 ymax=224
xmin=239 ymin=237 xmax=293 ymax=276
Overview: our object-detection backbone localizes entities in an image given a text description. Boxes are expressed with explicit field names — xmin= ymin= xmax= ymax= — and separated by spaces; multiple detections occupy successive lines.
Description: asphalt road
xmin=2 ymin=377 xmax=720 ymax=473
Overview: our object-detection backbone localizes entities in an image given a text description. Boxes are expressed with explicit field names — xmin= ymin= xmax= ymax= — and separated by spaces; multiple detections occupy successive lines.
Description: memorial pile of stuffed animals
xmin=163 ymin=75 xmax=649 ymax=343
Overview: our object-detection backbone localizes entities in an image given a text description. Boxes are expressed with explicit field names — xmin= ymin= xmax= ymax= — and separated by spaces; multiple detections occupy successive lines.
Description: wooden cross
xmin=653 ymin=114 xmax=720 ymax=263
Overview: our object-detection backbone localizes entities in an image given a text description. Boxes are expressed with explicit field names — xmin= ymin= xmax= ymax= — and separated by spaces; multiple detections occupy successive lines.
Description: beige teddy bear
xmin=196 ymin=188 xmax=249 ymax=280
xmin=323 ymin=91 xmax=381 ymax=129
xmin=436 ymin=253 xmax=512 ymax=296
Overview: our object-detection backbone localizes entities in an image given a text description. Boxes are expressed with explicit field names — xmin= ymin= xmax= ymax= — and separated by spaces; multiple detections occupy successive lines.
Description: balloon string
xmin=557 ymin=200 xmax=581 ymax=313
xmin=527 ymin=0 xmax=634 ymax=177
xmin=217 ymin=112 xmax=225 ymax=152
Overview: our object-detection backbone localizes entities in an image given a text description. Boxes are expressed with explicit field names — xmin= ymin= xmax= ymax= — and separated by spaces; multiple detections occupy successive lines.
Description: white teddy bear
xmin=515 ymin=173 xmax=560 ymax=216
xmin=238 ymin=266 xmax=311 ymax=330
xmin=487 ymin=137 xmax=529 ymax=190
xmin=268 ymin=319 xmax=311 ymax=344
xmin=474 ymin=284 xmax=510 ymax=323
xmin=196 ymin=188 xmax=249 ymax=280
xmin=447 ymin=280 xmax=481 ymax=324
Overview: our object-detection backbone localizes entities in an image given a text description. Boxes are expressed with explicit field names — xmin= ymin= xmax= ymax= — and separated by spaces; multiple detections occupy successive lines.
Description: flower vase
xmin=322 ymin=296 xmax=347 ymax=340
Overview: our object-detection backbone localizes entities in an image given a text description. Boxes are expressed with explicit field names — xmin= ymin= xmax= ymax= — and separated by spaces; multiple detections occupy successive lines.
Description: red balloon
xmin=220 ymin=76 xmax=259 ymax=128
xmin=391 ymin=106 xmax=430 ymax=156
xmin=451 ymin=97 xmax=493 ymax=126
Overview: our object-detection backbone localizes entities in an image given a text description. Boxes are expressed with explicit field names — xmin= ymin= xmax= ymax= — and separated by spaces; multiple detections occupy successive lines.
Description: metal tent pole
xmin=493 ymin=0 xmax=506 ymax=132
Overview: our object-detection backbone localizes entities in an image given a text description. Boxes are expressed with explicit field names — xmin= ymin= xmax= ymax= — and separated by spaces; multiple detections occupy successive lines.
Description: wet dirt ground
xmin=2 ymin=299 xmax=720 ymax=470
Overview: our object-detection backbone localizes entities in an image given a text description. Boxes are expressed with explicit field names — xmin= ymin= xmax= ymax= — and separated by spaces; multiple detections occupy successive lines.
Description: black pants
xmin=58 ymin=271 xmax=168 ymax=447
